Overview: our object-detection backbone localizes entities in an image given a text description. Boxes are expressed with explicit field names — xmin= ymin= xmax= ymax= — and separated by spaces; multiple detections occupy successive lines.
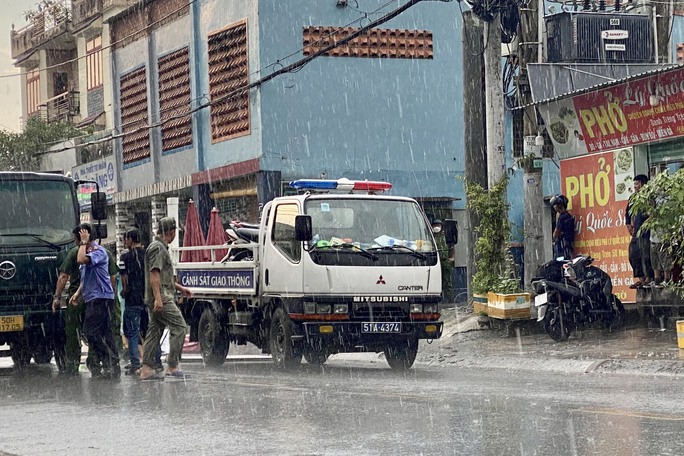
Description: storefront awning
xmin=522 ymin=63 xmax=680 ymax=108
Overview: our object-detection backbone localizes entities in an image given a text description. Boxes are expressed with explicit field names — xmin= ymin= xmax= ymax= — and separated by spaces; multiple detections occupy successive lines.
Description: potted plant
xmin=466 ymin=175 xmax=531 ymax=319
xmin=466 ymin=176 xmax=509 ymax=315
xmin=487 ymin=251 xmax=532 ymax=320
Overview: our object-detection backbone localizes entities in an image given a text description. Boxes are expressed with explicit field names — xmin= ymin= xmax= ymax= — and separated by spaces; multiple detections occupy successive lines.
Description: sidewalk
xmin=418 ymin=305 xmax=684 ymax=378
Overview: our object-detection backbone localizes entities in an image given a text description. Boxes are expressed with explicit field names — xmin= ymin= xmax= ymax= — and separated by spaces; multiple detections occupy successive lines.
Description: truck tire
xmin=199 ymin=307 xmax=229 ymax=366
xmin=303 ymin=350 xmax=328 ymax=366
xmin=10 ymin=339 xmax=32 ymax=370
xmin=384 ymin=338 xmax=418 ymax=370
xmin=269 ymin=307 xmax=302 ymax=369
xmin=32 ymin=343 xmax=53 ymax=364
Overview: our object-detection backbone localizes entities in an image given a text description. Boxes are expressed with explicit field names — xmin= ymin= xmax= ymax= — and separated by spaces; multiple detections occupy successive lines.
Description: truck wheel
xmin=384 ymin=338 xmax=418 ymax=371
xmin=199 ymin=307 xmax=229 ymax=366
xmin=32 ymin=343 xmax=53 ymax=364
xmin=304 ymin=350 xmax=328 ymax=366
xmin=269 ymin=307 xmax=302 ymax=369
xmin=10 ymin=339 xmax=32 ymax=370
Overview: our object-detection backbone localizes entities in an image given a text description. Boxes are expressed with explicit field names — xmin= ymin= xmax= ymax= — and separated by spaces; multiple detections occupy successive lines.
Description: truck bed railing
xmin=171 ymin=242 xmax=259 ymax=264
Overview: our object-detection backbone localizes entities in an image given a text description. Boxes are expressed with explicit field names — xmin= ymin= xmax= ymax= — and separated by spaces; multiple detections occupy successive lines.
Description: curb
xmin=421 ymin=312 xmax=684 ymax=379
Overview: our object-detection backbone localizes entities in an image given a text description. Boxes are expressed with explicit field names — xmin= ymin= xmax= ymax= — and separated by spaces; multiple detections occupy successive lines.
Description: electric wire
xmin=29 ymin=0 xmax=412 ymax=148
xmin=37 ymin=0 xmax=435 ymax=155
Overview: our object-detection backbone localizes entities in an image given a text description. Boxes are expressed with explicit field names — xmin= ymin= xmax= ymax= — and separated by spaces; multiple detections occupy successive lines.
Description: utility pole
xmin=484 ymin=19 xmax=506 ymax=188
xmin=517 ymin=0 xmax=544 ymax=292
xmin=463 ymin=11 xmax=487 ymax=298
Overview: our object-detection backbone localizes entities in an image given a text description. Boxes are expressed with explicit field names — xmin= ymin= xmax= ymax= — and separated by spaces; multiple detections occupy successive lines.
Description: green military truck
xmin=0 ymin=172 xmax=107 ymax=370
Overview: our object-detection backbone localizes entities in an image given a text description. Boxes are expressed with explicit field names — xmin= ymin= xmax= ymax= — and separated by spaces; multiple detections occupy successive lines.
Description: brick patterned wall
xmin=303 ymin=26 xmax=433 ymax=59
xmin=111 ymin=0 xmax=189 ymax=49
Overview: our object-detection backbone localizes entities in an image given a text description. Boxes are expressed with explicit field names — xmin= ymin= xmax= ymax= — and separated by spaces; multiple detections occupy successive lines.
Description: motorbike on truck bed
xmin=175 ymin=178 xmax=456 ymax=370
xmin=531 ymin=255 xmax=625 ymax=342
xmin=0 ymin=172 xmax=107 ymax=370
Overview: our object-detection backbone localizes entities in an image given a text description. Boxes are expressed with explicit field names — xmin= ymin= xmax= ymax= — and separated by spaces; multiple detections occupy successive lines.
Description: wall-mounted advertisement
xmin=560 ymin=147 xmax=636 ymax=303
xmin=71 ymin=156 xmax=117 ymax=210
xmin=538 ymin=98 xmax=589 ymax=159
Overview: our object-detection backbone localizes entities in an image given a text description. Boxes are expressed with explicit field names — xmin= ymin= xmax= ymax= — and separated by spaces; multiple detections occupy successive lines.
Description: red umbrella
xmin=206 ymin=207 xmax=229 ymax=261
xmin=181 ymin=199 xmax=208 ymax=262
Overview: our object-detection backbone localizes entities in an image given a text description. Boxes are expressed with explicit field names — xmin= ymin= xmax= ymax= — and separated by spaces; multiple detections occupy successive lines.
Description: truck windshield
xmin=304 ymin=198 xmax=436 ymax=266
xmin=0 ymin=180 xmax=77 ymax=247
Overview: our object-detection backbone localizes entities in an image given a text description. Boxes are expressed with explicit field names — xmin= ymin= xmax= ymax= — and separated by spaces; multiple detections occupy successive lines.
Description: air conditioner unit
xmin=546 ymin=12 xmax=653 ymax=63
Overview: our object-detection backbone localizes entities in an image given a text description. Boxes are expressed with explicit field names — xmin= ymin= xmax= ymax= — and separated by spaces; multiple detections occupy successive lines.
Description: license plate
xmin=362 ymin=322 xmax=401 ymax=333
xmin=534 ymin=292 xmax=548 ymax=307
xmin=0 ymin=315 xmax=24 ymax=332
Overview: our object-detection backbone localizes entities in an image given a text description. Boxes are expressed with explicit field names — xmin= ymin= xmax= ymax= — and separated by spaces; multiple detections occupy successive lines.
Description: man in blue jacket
xmin=69 ymin=223 xmax=121 ymax=379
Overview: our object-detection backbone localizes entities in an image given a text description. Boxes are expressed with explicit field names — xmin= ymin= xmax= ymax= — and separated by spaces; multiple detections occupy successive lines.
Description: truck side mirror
xmin=444 ymin=219 xmax=458 ymax=246
xmin=294 ymin=215 xmax=312 ymax=242
xmin=91 ymin=192 xmax=107 ymax=221
xmin=94 ymin=223 xmax=108 ymax=240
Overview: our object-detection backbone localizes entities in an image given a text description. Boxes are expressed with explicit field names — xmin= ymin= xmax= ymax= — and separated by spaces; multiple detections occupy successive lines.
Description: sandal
xmin=138 ymin=372 xmax=164 ymax=381
xmin=165 ymin=370 xmax=190 ymax=379
xmin=628 ymin=282 xmax=642 ymax=289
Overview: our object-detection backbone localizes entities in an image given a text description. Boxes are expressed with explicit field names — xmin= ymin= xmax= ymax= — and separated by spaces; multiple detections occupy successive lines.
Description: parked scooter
xmin=531 ymin=255 xmax=625 ymax=341
xmin=222 ymin=220 xmax=259 ymax=261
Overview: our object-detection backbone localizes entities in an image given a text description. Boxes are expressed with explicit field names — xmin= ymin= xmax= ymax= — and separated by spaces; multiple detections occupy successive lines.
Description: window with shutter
xmin=159 ymin=47 xmax=192 ymax=152
xmin=208 ymin=20 xmax=250 ymax=143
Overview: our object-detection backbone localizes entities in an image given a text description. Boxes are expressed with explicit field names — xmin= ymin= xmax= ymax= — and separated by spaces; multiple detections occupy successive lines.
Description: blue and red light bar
xmin=289 ymin=178 xmax=392 ymax=193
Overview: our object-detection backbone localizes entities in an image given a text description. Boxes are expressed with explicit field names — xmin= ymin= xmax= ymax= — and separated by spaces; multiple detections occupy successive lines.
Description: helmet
xmin=550 ymin=194 xmax=568 ymax=209
xmin=432 ymin=219 xmax=443 ymax=225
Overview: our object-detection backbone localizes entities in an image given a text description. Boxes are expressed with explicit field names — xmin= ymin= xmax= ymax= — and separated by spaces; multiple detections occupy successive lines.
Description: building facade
xmin=105 ymin=0 xmax=467 ymax=290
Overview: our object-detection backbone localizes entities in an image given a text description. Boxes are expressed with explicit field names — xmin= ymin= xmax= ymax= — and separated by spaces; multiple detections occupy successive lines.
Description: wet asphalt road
xmin=1 ymin=356 xmax=683 ymax=456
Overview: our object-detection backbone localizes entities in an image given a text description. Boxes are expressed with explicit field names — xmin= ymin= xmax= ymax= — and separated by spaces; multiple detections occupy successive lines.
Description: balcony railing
xmin=10 ymin=1 xmax=73 ymax=59
xmin=39 ymin=91 xmax=80 ymax=124
xmin=73 ymin=0 xmax=139 ymax=29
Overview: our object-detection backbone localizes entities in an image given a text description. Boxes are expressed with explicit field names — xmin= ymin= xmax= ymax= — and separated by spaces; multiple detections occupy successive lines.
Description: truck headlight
xmin=423 ymin=304 xmax=438 ymax=314
xmin=317 ymin=303 xmax=332 ymax=314
xmin=410 ymin=304 xmax=423 ymax=313
xmin=304 ymin=302 xmax=316 ymax=314
xmin=333 ymin=304 xmax=348 ymax=314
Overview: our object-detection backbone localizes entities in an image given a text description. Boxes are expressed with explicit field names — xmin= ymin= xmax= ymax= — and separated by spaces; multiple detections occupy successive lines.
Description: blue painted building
xmin=109 ymin=0 xmax=468 ymax=285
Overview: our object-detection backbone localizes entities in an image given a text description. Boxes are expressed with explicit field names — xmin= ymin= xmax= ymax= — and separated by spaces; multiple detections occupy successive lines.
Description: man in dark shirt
xmin=52 ymin=232 xmax=82 ymax=375
xmin=121 ymin=228 xmax=147 ymax=375
xmin=626 ymin=174 xmax=653 ymax=288
xmin=551 ymin=194 xmax=575 ymax=259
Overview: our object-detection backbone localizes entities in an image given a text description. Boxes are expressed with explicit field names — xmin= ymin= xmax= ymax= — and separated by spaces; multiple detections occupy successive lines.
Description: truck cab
xmin=259 ymin=179 xmax=445 ymax=369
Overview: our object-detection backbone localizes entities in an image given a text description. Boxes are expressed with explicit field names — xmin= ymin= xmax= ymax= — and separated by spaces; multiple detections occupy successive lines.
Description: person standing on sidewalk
xmin=51 ymin=232 xmax=83 ymax=375
xmin=432 ymin=219 xmax=455 ymax=303
xmin=69 ymin=224 xmax=121 ymax=379
xmin=138 ymin=217 xmax=192 ymax=381
xmin=120 ymin=228 xmax=147 ymax=375
xmin=626 ymin=175 xmax=654 ymax=288
xmin=550 ymin=194 xmax=575 ymax=260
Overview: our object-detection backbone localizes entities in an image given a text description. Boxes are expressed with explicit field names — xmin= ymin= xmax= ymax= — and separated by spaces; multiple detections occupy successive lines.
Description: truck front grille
xmin=352 ymin=303 xmax=407 ymax=320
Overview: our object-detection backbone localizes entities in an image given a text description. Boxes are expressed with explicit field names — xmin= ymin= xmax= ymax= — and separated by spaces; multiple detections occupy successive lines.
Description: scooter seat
xmin=235 ymin=227 xmax=260 ymax=242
